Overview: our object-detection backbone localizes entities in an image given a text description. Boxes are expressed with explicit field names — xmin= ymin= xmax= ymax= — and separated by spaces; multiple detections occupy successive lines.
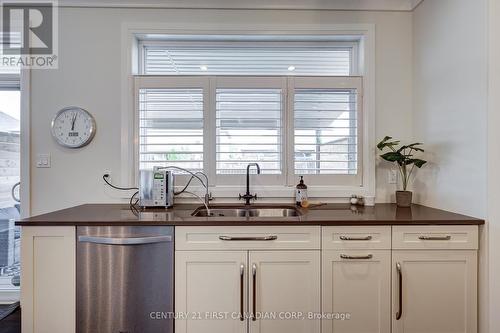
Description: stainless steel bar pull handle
xmin=339 ymin=235 xmax=372 ymax=241
xmin=340 ymin=254 xmax=373 ymax=260
xmin=252 ymin=263 xmax=257 ymax=322
xmin=78 ymin=235 xmax=172 ymax=245
xmin=418 ymin=235 xmax=451 ymax=241
xmin=219 ymin=235 xmax=278 ymax=241
xmin=396 ymin=262 xmax=403 ymax=320
xmin=240 ymin=264 xmax=245 ymax=321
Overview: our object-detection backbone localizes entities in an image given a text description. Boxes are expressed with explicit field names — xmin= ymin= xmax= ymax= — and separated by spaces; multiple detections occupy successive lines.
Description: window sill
xmin=176 ymin=185 xmax=375 ymax=205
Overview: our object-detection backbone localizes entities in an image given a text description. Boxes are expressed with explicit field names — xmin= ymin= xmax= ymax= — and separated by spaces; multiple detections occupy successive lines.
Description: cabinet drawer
xmin=175 ymin=226 xmax=320 ymax=250
xmin=322 ymin=226 xmax=391 ymax=249
xmin=392 ymin=225 xmax=478 ymax=250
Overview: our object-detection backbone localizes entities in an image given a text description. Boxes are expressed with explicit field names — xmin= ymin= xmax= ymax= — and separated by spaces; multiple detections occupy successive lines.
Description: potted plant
xmin=377 ymin=136 xmax=427 ymax=207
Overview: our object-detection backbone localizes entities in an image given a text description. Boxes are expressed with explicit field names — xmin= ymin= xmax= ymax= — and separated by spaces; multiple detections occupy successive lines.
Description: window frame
xmin=211 ymin=76 xmax=287 ymax=187
xmin=138 ymin=40 xmax=358 ymax=76
xmin=134 ymin=75 xmax=363 ymax=191
xmin=124 ymin=25 xmax=375 ymax=201
xmin=134 ymin=76 xmax=211 ymax=185
xmin=287 ymin=76 xmax=363 ymax=187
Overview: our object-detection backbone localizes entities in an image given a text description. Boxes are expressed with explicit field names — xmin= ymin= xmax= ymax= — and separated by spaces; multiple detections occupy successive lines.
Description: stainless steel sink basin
xmin=191 ymin=205 xmax=302 ymax=218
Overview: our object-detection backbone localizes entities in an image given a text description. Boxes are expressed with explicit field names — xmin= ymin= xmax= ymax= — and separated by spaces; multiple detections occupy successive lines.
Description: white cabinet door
xmin=322 ymin=250 xmax=391 ymax=333
xmin=21 ymin=226 xmax=76 ymax=333
xmin=392 ymin=250 xmax=477 ymax=333
xmin=175 ymin=251 xmax=247 ymax=333
xmin=248 ymin=251 xmax=320 ymax=333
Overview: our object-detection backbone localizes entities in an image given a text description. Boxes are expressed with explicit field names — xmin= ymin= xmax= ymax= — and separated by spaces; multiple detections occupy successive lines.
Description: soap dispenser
xmin=295 ymin=176 xmax=308 ymax=207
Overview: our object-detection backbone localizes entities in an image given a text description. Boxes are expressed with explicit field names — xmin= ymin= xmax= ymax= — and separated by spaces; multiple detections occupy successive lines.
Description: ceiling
xmin=58 ymin=0 xmax=424 ymax=11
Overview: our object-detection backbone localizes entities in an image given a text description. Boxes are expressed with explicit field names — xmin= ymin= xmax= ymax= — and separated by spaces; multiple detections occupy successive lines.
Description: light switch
xmin=36 ymin=154 xmax=51 ymax=168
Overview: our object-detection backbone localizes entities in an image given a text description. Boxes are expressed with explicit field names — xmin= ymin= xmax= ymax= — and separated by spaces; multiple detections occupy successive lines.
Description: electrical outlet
xmin=388 ymin=170 xmax=398 ymax=184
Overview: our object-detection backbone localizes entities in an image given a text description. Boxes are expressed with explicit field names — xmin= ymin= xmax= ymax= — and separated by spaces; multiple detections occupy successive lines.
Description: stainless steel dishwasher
xmin=77 ymin=226 xmax=174 ymax=333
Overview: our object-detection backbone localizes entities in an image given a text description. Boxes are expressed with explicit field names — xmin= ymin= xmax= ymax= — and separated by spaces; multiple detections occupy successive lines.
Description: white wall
xmin=412 ymin=1 xmax=488 ymax=332
xmin=488 ymin=0 xmax=500 ymax=331
xmin=412 ymin=0 xmax=488 ymax=217
xmin=29 ymin=8 xmax=413 ymax=215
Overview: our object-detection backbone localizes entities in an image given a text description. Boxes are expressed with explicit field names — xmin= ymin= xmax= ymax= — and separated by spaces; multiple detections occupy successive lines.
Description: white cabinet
xmin=249 ymin=251 xmax=320 ymax=333
xmin=175 ymin=225 xmax=479 ymax=333
xmin=175 ymin=251 xmax=247 ymax=333
xmin=392 ymin=225 xmax=478 ymax=333
xmin=391 ymin=250 xmax=477 ymax=333
xmin=175 ymin=250 xmax=320 ymax=333
xmin=322 ymin=250 xmax=391 ymax=333
xmin=19 ymin=222 xmax=480 ymax=333
xmin=21 ymin=226 xmax=76 ymax=333
xmin=322 ymin=226 xmax=391 ymax=333
xmin=175 ymin=226 xmax=321 ymax=333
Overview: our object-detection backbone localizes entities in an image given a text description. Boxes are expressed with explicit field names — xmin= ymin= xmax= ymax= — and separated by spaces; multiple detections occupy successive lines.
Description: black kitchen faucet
xmin=239 ymin=163 xmax=261 ymax=205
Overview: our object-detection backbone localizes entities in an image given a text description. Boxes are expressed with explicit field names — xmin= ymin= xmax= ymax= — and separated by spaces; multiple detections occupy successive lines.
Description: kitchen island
xmin=17 ymin=204 xmax=484 ymax=333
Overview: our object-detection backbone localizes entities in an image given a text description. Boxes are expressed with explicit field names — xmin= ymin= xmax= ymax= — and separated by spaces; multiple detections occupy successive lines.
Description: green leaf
xmin=407 ymin=143 xmax=424 ymax=152
xmin=377 ymin=136 xmax=400 ymax=151
xmin=404 ymin=158 xmax=427 ymax=167
xmin=378 ymin=137 xmax=426 ymax=168
xmin=412 ymin=159 xmax=427 ymax=168
xmin=380 ymin=152 xmax=404 ymax=163
xmin=397 ymin=145 xmax=409 ymax=153
xmin=397 ymin=143 xmax=425 ymax=153
xmin=386 ymin=141 xmax=400 ymax=147
xmin=408 ymin=143 xmax=424 ymax=151
xmin=376 ymin=136 xmax=392 ymax=150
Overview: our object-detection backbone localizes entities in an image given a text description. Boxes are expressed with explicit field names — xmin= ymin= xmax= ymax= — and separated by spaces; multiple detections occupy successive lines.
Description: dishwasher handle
xmin=78 ymin=235 xmax=172 ymax=245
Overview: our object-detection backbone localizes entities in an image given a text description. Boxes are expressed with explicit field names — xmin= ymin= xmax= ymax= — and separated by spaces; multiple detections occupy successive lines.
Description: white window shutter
xmin=143 ymin=45 xmax=351 ymax=76
xmin=294 ymin=89 xmax=358 ymax=175
xmin=216 ymin=88 xmax=282 ymax=175
xmin=138 ymin=88 xmax=204 ymax=172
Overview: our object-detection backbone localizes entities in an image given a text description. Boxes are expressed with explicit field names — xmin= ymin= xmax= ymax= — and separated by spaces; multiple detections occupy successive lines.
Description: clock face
xmin=51 ymin=107 xmax=96 ymax=148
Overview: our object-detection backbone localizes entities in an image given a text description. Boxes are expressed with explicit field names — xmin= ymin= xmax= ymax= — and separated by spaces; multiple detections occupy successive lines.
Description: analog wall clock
xmin=51 ymin=107 xmax=96 ymax=148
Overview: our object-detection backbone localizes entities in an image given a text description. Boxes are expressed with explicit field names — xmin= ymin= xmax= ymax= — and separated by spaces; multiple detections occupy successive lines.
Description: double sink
xmin=188 ymin=163 xmax=303 ymax=218
xmin=191 ymin=205 xmax=302 ymax=218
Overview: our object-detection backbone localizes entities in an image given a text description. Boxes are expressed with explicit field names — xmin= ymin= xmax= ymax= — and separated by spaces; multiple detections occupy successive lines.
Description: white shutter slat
xmin=216 ymin=88 xmax=282 ymax=175
xmin=138 ymin=88 xmax=204 ymax=171
xmin=294 ymin=89 xmax=358 ymax=175
xmin=144 ymin=46 xmax=351 ymax=76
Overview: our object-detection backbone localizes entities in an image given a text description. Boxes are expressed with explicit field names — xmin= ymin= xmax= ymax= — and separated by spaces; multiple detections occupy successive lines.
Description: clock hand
xmin=71 ymin=113 xmax=76 ymax=131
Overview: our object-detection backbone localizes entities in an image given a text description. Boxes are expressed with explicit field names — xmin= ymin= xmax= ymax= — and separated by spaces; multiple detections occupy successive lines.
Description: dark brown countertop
xmin=16 ymin=203 xmax=484 ymax=226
